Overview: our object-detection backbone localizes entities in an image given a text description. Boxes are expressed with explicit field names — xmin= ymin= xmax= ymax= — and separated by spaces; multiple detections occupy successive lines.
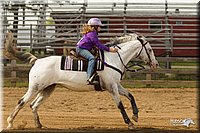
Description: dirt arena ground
xmin=2 ymin=87 xmax=198 ymax=132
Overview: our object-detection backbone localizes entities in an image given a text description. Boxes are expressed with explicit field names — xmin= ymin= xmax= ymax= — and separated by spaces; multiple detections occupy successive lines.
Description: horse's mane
xmin=108 ymin=33 xmax=146 ymax=47
xmin=115 ymin=34 xmax=138 ymax=43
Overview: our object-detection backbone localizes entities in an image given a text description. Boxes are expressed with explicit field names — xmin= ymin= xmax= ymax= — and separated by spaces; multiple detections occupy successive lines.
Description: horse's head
xmin=110 ymin=34 xmax=159 ymax=70
xmin=135 ymin=35 xmax=159 ymax=70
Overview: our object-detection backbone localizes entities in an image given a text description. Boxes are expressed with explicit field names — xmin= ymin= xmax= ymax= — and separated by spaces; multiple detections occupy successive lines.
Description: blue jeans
xmin=76 ymin=47 xmax=96 ymax=79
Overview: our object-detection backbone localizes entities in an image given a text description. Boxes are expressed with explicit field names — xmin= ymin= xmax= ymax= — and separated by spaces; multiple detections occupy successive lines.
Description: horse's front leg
xmin=109 ymin=83 xmax=134 ymax=129
xmin=118 ymin=84 xmax=139 ymax=122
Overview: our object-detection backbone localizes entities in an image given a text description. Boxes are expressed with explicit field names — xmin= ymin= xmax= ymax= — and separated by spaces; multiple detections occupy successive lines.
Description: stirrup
xmin=87 ymin=80 xmax=99 ymax=85
xmin=89 ymin=73 xmax=97 ymax=80
xmin=87 ymin=73 xmax=99 ymax=85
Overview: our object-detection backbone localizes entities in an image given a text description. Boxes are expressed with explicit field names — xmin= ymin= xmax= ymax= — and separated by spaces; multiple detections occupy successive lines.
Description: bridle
xmin=135 ymin=36 xmax=152 ymax=65
xmin=103 ymin=36 xmax=152 ymax=79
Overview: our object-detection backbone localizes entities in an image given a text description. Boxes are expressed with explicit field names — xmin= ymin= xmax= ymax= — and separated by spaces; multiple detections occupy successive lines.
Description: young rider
xmin=76 ymin=18 xmax=118 ymax=85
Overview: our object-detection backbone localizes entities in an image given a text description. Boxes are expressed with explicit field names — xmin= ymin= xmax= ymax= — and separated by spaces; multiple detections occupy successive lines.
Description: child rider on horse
xmin=76 ymin=18 xmax=118 ymax=85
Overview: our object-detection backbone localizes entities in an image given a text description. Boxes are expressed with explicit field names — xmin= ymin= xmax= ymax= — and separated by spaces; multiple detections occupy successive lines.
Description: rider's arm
xmin=88 ymin=31 xmax=118 ymax=52
xmin=88 ymin=31 xmax=110 ymax=51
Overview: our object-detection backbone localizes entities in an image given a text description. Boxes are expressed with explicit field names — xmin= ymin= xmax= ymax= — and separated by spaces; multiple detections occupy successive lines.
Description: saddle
xmin=60 ymin=49 xmax=104 ymax=91
xmin=61 ymin=49 xmax=104 ymax=71
xmin=69 ymin=50 xmax=87 ymax=61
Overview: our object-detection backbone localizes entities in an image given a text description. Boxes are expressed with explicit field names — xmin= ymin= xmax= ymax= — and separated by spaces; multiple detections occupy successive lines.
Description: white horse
xmin=5 ymin=32 xmax=158 ymax=129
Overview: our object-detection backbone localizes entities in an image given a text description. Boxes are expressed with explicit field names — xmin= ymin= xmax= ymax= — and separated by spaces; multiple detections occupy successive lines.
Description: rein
xmin=99 ymin=35 xmax=153 ymax=80
xmin=116 ymin=51 xmax=145 ymax=73
xmin=101 ymin=49 xmax=146 ymax=80
xmin=113 ymin=36 xmax=152 ymax=76
xmin=100 ymin=37 xmax=151 ymax=79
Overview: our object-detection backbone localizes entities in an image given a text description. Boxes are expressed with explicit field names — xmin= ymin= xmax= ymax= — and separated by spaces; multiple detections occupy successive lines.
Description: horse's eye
xmin=149 ymin=49 xmax=152 ymax=53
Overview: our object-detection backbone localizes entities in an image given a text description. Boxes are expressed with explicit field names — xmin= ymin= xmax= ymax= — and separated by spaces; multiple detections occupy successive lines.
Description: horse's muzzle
xmin=150 ymin=61 xmax=159 ymax=70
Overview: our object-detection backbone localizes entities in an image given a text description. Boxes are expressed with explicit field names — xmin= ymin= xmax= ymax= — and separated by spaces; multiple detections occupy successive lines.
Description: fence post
xmin=123 ymin=1 xmax=127 ymax=35
xmin=63 ymin=46 xmax=67 ymax=55
xmin=11 ymin=60 xmax=16 ymax=87
xmin=30 ymin=24 xmax=33 ymax=52
xmin=165 ymin=0 xmax=171 ymax=69
xmin=146 ymin=73 xmax=151 ymax=87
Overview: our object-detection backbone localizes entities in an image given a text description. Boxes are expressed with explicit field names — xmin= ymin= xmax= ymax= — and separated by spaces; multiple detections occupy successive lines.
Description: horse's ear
xmin=112 ymin=37 xmax=119 ymax=45
xmin=113 ymin=39 xmax=119 ymax=45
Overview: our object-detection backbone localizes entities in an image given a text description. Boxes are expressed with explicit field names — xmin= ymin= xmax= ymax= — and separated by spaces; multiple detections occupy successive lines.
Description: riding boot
xmin=87 ymin=73 xmax=99 ymax=85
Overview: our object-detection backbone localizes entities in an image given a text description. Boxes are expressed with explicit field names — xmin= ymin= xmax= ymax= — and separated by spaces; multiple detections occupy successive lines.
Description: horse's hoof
xmin=36 ymin=125 xmax=47 ymax=129
xmin=132 ymin=114 xmax=138 ymax=122
xmin=7 ymin=116 xmax=12 ymax=123
xmin=7 ymin=125 xmax=13 ymax=129
xmin=7 ymin=117 xmax=14 ymax=129
xmin=41 ymin=126 xmax=48 ymax=129
xmin=36 ymin=124 xmax=42 ymax=129
xmin=128 ymin=122 xmax=134 ymax=129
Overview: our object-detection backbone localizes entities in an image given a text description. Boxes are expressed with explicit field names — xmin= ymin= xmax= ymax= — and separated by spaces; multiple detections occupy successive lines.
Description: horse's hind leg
xmin=7 ymin=88 xmax=38 ymax=129
xmin=30 ymin=84 xmax=56 ymax=128
xmin=118 ymin=84 xmax=139 ymax=122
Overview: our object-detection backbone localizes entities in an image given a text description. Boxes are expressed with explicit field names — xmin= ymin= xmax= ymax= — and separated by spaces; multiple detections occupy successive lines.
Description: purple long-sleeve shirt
xmin=76 ymin=31 xmax=110 ymax=52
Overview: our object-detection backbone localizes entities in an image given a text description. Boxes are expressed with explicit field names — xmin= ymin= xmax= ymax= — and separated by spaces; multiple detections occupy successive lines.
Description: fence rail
xmin=3 ymin=57 xmax=198 ymax=87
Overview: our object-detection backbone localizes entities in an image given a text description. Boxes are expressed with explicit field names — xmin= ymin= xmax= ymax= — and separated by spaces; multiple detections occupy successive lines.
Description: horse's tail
xmin=4 ymin=31 xmax=37 ymax=65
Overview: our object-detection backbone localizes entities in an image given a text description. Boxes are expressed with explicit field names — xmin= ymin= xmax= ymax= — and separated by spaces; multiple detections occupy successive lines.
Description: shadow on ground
xmin=1 ymin=127 xmax=199 ymax=133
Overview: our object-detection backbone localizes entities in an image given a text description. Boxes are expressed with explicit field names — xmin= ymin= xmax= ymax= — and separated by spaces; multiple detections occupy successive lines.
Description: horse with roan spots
xmin=5 ymin=32 xmax=159 ymax=129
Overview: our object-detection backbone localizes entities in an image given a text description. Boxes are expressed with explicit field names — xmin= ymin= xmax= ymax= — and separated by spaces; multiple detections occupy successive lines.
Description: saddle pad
xmin=60 ymin=55 xmax=104 ymax=71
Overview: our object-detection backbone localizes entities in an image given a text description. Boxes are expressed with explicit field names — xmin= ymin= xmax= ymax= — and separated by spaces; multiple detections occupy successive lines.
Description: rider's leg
xmin=76 ymin=47 xmax=99 ymax=85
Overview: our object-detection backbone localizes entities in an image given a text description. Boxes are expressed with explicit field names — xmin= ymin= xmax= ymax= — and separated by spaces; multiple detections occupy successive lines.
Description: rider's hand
xmin=109 ymin=47 xmax=118 ymax=53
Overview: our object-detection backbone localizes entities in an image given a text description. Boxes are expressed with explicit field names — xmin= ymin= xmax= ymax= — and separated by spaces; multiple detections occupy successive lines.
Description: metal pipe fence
xmin=1 ymin=1 xmax=199 ymax=68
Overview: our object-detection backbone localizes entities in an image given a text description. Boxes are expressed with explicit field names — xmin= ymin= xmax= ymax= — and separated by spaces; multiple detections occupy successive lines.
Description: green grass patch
xmin=121 ymin=80 xmax=198 ymax=88
xmin=3 ymin=79 xmax=197 ymax=88
xmin=3 ymin=80 xmax=29 ymax=87
xmin=158 ymin=61 xmax=199 ymax=67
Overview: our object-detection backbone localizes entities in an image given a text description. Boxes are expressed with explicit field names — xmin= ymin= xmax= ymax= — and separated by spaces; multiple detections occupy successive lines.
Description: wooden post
xmin=63 ymin=47 xmax=67 ymax=56
xmin=146 ymin=73 xmax=151 ymax=87
xmin=11 ymin=60 xmax=16 ymax=87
